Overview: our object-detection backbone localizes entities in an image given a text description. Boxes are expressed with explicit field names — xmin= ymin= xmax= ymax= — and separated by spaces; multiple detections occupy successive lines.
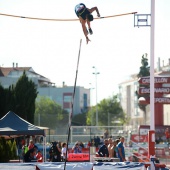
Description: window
xmin=64 ymin=96 xmax=72 ymax=102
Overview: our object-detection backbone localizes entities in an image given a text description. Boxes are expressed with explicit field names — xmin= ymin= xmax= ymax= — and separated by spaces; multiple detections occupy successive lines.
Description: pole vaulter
xmin=0 ymin=11 xmax=136 ymax=44
xmin=0 ymin=12 xmax=137 ymax=21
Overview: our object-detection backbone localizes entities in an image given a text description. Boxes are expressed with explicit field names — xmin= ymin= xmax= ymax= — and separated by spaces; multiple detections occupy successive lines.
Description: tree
xmin=14 ymin=71 xmax=38 ymax=123
xmin=0 ymin=84 xmax=7 ymax=118
xmin=0 ymin=84 xmax=15 ymax=118
xmin=35 ymin=96 xmax=69 ymax=129
xmin=136 ymin=53 xmax=150 ymax=124
xmin=72 ymin=112 xmax=87 ymax=125
xmin=86 ymin=95 xmax=128 ymax=126
xmin=137 ymin=53 xmax=150 ymax=78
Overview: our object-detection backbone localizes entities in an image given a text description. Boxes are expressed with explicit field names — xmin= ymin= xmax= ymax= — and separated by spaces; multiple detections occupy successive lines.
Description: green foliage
xmin=136 ymin=54 xmax=150 ymax=112
xmin=137 ymin=53 xmax=150 ymax=78
xmin=86 ymin=95 xmax=127 ymax=126
xmin=0 ymin=71 xmax=38 ymax=123
xmin=14 ymin=71 xmax=38 ymax=123
xmin=0 ymin=84 xmax=15 ymax=118
xmin=0 ymin=84 xmax=6 ymax=117
xmin=35 ymin=96 xmax=69 ymax=129
xmin=0 ymin=138 xmax=17 ymax=162
xmin=72 ymin=112 xmax=87 ymax=125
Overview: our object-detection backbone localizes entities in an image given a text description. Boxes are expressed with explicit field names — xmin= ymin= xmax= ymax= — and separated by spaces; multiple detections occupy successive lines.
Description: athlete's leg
xmin=87 ymin=20 xmax=91 ymax=29
xmin=86 ymin=20 xmax=93 ymax=35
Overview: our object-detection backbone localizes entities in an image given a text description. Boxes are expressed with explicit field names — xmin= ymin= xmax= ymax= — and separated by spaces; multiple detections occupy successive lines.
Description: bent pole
xmin=0 ymin=12 xmax=137 ymax=21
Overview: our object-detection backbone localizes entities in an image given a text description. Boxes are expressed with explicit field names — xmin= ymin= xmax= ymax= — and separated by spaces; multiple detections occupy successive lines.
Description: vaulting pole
xmin=64 ymin=39 xmax=82 ymax=170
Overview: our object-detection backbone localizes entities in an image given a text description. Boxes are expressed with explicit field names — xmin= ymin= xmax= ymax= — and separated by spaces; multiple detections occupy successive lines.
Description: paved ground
xmin=0 ymin=163 xmax=36 ymax=170
xmin=0 ymin=162 xmax=169 ymax=170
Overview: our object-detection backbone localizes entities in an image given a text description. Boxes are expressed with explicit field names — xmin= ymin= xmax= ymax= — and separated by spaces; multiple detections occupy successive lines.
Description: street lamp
xmin=92 ymin=66 xmax=100 ymax=126
xmin=89 ymin=83 xmax=94 ymax=126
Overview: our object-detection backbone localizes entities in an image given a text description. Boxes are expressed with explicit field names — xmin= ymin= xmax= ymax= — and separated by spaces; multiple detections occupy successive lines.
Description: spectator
xmin=113 ymin=140 xmax=118 ymax=158
xmin=49 ymin=141 xmax=61 ymax=162
xmin=117 ymin=137 xmax=126 ymax=162
xmin=100 ymin=136 xmax=104 ymax=145
xmin=108 ymin=138 xmax=113 ymax=158
xmin=79 ymin=141 xmax=84 ymax=148
xmin=72 ymin=142 xmax=82 ymax=153
xmin=58 ymin=141 xmax=62 ymax=149
xmin=61 ymin=142 xmax=67 ymax=161
xmin=115 ymin=139 xmax=120 ymax=158
xmin=24 ymin=145 xmax=38 ymax=162
xmin=96 ymin=136 xmax=100 ymax=147
xmin=98 ymin=139 xmax=109 ymax=157
xmin=104 ymin=130 xmax=109 ymax=139
xmin=28 ymin=140 xmax=34 ymax=150
xmin=165 ymin=128 xmax=170 ymax=144
xmin=36 ymin=150 xmax=43 ymax=162
xmin=108 ymin=138 xmax=116 ymax=158
xmin=87 ymin=141 xmax=91 ymax=148
xmin=54 ymin=142 xmax=62 ymax=162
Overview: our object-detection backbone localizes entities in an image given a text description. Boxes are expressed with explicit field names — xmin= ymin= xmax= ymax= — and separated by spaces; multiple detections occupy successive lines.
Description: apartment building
xmin=119 ymin=58 xmax=170 ymax=131
xmin=0 ymin=63 xmax=90 ymax=115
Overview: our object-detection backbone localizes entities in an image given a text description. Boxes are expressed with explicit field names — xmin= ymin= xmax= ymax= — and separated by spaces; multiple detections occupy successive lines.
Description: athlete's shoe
xmin=89 ymin=28 xmax=93 ymax=35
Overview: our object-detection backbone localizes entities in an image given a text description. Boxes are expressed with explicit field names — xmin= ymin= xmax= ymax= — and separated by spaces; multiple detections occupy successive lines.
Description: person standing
xmin=108 ymin=140 xmax=117 ymax=158
xmin=98 ymin=139 xmax=109 ymax=157
xmin=104 ymin=130 xmax=109 ymax=139
xmin=75 ymin=3 xmax=100 ymax=44
xmin=165 ymin=128 xmax=170 ymax=144
xmin=117 ymin=137 xmax=126 ymax=162
xmin=61 ymin=142 xmax=67 ymax=161
xmin=108 ymin=138 xmax=115 ymax=158
xmin=28 ymin=140 xmax=34 ymax=150
xmin=115 ymin=139 xmax=120 ymax=158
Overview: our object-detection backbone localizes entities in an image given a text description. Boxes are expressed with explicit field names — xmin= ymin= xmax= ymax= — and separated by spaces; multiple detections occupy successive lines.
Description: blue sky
xmin=0 ymin=0 xmax=170 ymax=105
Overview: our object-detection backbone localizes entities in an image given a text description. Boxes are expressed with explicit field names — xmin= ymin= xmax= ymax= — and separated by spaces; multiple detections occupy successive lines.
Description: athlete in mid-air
xmin=75 ymin=3 xmax=100 ymax=44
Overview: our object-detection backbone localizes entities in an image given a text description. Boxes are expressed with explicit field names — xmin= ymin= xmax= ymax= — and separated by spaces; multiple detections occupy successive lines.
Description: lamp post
xmin=92 ymin=66 xmax=100 ymax=126
xmin=89 ymin=83 xmax=94 ymax=126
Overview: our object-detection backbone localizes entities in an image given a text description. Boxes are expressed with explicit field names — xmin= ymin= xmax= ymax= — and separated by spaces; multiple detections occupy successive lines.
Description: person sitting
xmin=36 ymin=150 xmax=43 ymax=162
xmin=24 ymin=145 xmax=38 ymax=162
xmin=72 ymin=142 xmax=82 ymax=153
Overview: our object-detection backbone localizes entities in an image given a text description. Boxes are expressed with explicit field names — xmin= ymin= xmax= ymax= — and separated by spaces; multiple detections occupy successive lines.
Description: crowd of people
xmin=15 ymin=127 xmax=170 ymax=163
xmin=22 ymin=140 xmax=43 ymax=162
xmin=97 ymin=136 xmax=126 ymax=162
xmin=18 ymin=130 xmax=126 ymax=162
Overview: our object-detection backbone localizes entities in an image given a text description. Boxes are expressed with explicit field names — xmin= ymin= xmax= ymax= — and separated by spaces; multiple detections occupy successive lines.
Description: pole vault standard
xmin=0 ymin=12 xmax=137 ymax=21
xmin=134 ymin=1 xmax=155 ymax=170
xmin=64 ymin=39 xmax=82 ymax=170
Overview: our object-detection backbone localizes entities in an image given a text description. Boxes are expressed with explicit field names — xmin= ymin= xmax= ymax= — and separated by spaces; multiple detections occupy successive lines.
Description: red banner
xmin=131 ymin=134 xmax=148 ymax=143
xmin=139 ymin=87 xmax=170 ymax=94
xmin=138 ymin=77 xmax=170 ymax=84
xmin=139 ymin=97 xmax=170 ymax=104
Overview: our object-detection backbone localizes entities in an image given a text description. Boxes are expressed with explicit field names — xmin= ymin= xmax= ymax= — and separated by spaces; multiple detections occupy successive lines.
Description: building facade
xmin=118 ymin=58 xmax=170 ymax=131
xmin=0 ymin=64 xmax=90 ymax=115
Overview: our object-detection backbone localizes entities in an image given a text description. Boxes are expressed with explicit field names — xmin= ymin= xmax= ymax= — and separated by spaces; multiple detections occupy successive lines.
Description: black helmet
xmin=87 ymin=14 xmax=93 ymax=21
